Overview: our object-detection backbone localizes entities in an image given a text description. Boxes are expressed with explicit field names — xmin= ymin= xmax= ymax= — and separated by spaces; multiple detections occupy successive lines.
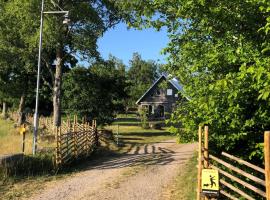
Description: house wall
xmin=138 ymin=77 xmax=179 ymax=117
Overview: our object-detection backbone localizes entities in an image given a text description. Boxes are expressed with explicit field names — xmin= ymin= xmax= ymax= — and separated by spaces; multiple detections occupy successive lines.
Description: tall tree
xmin=42 ymin=0 xmax=122 ymax=126
xmin=127 ymin=53 xmax=159 ymax=107
xmin=0 ymin=0 xmax=40 ymax=124
xmin=62 ymin=61 xmax=128 ymax=124
xmin=0 ymin=0 xmax=123 ymax=126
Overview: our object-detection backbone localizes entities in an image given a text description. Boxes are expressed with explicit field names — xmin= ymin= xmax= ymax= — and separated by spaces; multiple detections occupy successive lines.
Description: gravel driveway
xmin=29 ymin=140 xmax=196 ymax=200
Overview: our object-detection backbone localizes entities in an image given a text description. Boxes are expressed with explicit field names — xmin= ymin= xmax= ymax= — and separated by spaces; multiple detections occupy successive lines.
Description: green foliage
xmin=126 ymin=53 xmax=160 ymax=107
xmin=116 ymin=0 xmax=270 ymax=162
xmin=139 ymin=107 xmax=149 ymax=129
xmin=0 ymin=0 xmax=39 ymax=110
xmin=0 ymin=0 xmax=123 ymax=116
xmin=62 ymin=61 xmax=128 ymax=125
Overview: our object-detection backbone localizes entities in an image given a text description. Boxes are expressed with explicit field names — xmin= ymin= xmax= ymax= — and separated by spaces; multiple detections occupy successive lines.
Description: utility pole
xmin=33 ymin=0 xmax=69 ymax=155
xmin=33 ymin=0 xmax=44 ymax=155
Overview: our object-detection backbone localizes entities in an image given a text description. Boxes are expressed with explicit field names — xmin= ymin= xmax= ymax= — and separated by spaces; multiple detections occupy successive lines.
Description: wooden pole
xmin=22 ymin=132 xmax=26 ymax=153
xmin=197 ymin=126 xmax=202 ymax=200
xmin=264 ymin=131 xmax=270 ymax=200
xmin=117 ymin=124 xmax=120 ymax=146
xmin=204 ymin=126 xmax=209 ymax=200
xmin=73 ymin=115 xmax=78 ymax=158
xmin=204 ymin=126 xmax=209 ymax=168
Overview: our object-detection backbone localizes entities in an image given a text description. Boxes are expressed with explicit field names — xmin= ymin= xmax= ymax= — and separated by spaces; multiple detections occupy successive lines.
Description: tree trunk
xmin=2 ymin=102 xmax=7 ymax=118
xmin=53 ymin=47 xmax=63 ymax=127
xmin=17 ymin=92 xmax=26 ymax=126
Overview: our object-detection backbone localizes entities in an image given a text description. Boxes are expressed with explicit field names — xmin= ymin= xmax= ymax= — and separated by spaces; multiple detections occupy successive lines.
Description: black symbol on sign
xmin=203 ymin=175 xmax=217 ymax=188
xmin=210 ymin=175 xmax=216 ymax=188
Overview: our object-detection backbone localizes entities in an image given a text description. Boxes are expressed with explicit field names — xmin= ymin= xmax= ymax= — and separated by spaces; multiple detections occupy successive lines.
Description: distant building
xmin=136 ymin=74 xmax=182 ymax=119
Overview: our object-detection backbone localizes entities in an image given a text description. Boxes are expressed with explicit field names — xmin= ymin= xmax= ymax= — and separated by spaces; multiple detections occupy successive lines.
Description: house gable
xmin=136 ymin=75 xmax=182 ymax=105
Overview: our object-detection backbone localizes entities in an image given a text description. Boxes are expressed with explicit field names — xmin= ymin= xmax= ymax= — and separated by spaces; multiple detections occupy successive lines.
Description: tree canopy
xmin=126 ymin=52 xmax=160 ymax=107
xmin=62 ymin=60 xmax=128 ymax=125
xmin=116 ymin=0 xmax=270 ymax=161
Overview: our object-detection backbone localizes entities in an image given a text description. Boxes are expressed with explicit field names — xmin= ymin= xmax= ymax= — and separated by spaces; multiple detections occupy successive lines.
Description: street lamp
xmin=33 ymin=0 xmax=69 ymax=155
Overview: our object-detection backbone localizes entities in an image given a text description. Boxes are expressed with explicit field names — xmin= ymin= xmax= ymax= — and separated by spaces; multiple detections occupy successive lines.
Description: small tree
xmin=139 ymin=107 xmax=149 ymax=129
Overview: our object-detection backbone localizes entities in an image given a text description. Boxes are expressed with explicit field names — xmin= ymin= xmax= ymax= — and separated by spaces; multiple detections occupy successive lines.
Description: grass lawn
xmin=112 ymin=113 xmax=165 ymax=126
xmin=0 ymin=119 xmax=33 ymax=155
xmin=105 ymin=125 xmax=175 ymax=154
xmin=169 ymin=154 xmax=197 ymax=200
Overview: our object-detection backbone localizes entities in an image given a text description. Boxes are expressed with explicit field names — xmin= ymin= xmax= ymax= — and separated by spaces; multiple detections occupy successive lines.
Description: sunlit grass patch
xmin=169 ymin=154 xmax=197 ymax=200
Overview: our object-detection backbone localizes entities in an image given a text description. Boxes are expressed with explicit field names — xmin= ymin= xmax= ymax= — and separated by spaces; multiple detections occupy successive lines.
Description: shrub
xmin=149 ymin=122 xmax=163 ymax=130
xmin=139 ymin=107 xmax=149 ymax=129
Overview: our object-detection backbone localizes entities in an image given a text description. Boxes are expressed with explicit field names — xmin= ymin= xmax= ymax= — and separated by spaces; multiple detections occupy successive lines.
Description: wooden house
xmin=136 ymin=74 xmax=182 ymax=119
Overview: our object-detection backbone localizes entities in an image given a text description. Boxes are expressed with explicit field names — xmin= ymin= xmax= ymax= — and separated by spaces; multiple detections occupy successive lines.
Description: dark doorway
xmin=156 ymin=105 xmax=165 ymax=118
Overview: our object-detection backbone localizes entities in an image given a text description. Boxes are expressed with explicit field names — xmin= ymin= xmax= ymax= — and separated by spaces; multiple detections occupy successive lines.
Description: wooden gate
xmin=197 ymin=126 xmax=270 ymax=200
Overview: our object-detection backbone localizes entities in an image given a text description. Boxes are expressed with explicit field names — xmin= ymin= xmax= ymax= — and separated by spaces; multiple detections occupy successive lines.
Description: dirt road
xmin=29 ymin=140 xmax=196 ymax=200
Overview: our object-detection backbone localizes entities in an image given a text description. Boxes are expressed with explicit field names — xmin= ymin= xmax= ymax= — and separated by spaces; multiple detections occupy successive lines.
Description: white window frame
xmin=167 ymin=89 xmax=173 ymax=96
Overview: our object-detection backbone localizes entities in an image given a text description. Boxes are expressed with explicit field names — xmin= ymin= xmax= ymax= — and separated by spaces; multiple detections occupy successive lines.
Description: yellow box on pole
xmin=201 ymin=169 xmax=219 ymax=196
xmin=19 ymin=127 xmax=26 ymax=135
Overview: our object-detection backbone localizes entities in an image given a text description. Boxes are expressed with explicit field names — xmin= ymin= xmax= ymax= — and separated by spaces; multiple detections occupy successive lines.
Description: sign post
xmin=19 ymin=125 xmax=27 ymax=153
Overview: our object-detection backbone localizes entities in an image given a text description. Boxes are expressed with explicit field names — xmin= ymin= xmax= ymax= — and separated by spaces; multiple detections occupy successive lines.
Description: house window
xmin=167 ymin=89 xmax=173 ymax=96
xmin=175 ymin=93 xmax=178 ymax=97
xmin=156 ymin=90 xmax=161 ymax=96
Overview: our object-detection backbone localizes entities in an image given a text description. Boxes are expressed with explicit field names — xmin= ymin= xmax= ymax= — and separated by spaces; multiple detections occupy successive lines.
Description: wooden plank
xmin=60 ymin=145 xmax=75 ymax=154
xmin=220 ymin=179 xmax=256 ymax=200
xmin=211 ymin=165 xmax=266 ymax=197
xmin=265 ymin=131 xmax=270 ymax=200
xmin=203 ymin=126 xmax=209 ymax=200
xmin=210 ymin=154 xmax=265 ymax=186
xmin=197 ymin=126 xmax=202 ymax=200
xmin=221 ymin=152 xmax=265 ymax=174
xmin=220 ymin=190 xmax=238 ymax=200
xmin=204 ymin=126 xmax=209 ymax=168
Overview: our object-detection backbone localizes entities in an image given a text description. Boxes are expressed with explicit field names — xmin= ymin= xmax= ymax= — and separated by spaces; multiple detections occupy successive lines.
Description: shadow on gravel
xmin=86 ymin=144 xmax=194 ymax=170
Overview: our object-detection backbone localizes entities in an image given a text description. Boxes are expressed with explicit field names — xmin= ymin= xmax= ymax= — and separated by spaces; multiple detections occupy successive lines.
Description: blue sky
xmin=97 ymin=22 xmax=169 ymax=66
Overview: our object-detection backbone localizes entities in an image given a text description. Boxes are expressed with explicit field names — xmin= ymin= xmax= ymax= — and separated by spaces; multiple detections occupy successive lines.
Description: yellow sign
xmin=19 ymin=127 xmax=26 ymax=135
xmin=202 ymin=169 xmax=219 ymax=195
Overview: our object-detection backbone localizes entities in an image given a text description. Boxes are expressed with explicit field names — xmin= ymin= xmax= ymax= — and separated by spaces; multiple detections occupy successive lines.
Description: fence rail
xmin=197 ymin=126 xmax=270 ymax=200
xmin=9 ymin=112 xmax=99 ymax=167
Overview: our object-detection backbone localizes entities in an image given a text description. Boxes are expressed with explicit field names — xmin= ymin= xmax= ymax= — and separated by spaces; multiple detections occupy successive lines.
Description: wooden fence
xmin=55 ymin=117 xmax=98 ymax=167
xmin=197 ymin=126 xmax=270 ymax=200
xmin=9 ymin=112 xmax=99 ymax=167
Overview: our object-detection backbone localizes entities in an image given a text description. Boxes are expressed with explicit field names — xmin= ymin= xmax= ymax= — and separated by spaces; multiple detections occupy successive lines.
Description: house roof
xmin=136 ymin=74 xmax=183 ymax=105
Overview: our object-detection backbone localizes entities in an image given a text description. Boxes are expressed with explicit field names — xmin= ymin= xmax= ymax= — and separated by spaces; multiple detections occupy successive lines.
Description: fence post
xmin=204 ymin=126 xmax=209 ymax=168
xmin=73 ymin=115 xmax=78 ymax=158
xmin=197 ymin=126 xmax=203 ymax=200
xmin=264 ymin=131 xmax=270 ymax=200
xmin=56 ymin=127 xmax=62 ymax=167
xmin=86 ymin=122 xmax=91 ymax=155
xmin=93 ymin=120 xmax=99 ymax=147
xmin=204 ymin=126 xmax=209 ymax=200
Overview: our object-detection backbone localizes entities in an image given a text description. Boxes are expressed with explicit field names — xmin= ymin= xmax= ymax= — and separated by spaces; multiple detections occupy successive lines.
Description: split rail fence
xmin=55 ymin=117 xmax=98 ymax=167
xmin=9 ymin=112 xmax=99 ymax=167
xmin=197 ymin=126 xmax=270 ymax=200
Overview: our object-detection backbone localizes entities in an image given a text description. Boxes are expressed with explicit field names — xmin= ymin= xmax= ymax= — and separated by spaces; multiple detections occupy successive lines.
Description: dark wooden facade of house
xmin=136 ymin=75 xmax=182 ymax=119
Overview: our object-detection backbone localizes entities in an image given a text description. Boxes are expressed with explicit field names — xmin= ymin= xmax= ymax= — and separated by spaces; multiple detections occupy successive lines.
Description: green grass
xmin=0 ymin=119 xmax=34 ymax=155
xmin=0 ymin=118 xmax=16 ymax=138
xmin=116 ymin=113 xmax=138 ymax=118
xmin=169 ymin=154 xmax=197 ymax=200
xmin=105 ymin=125 xmax=175 ymax=154
xmin=113 ymin=114 xmax=165 ymax=126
